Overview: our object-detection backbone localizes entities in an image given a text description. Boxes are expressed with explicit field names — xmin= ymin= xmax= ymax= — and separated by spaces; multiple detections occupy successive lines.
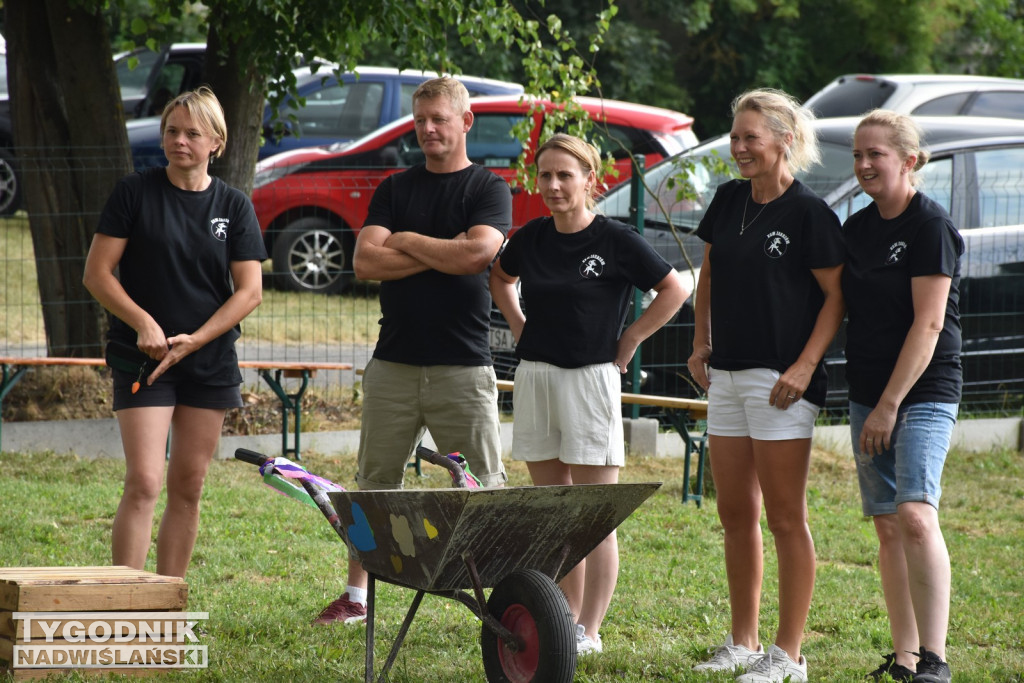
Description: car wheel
xmin=270 ymin=217 xmax=353 ymax=294
xmin=0 ymin=147 xmax=22 ymax=216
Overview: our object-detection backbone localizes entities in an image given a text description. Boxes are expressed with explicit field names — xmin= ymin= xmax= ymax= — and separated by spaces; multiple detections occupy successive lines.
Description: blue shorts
xmin=849 ymin=401 xmax=957 ymax=516
xmin=112 ymin=367 xmax=242 ymax=411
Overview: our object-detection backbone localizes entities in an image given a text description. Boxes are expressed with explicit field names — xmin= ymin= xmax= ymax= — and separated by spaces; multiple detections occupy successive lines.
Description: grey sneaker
xmin=912 ymin=647 xmax=951 ymax=683
xmin=736 ymin=644 xmax=808 ymax=683
xmin=575 ymin=623 xmax=602 ymax=655
xmin=693 ymin=634 xmax=764 ymax=672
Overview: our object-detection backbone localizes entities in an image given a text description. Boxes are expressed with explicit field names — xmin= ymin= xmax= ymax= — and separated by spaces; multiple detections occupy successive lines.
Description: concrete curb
xmin=2 ymin=416 xmax=1020 ymax=460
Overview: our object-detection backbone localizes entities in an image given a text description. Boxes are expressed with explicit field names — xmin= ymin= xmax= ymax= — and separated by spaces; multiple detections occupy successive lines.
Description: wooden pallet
xmin=1 ymin=566 xmax=189 ymax=680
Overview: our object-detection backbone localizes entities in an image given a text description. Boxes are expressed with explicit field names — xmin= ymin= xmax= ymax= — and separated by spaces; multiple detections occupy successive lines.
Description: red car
xmin=252 ymin=95 xmax=697 ymax=293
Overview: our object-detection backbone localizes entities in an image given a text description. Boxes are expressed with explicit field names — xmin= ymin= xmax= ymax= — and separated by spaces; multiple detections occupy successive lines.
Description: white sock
xmin=346 ymin=586 xmax=367 ymax=606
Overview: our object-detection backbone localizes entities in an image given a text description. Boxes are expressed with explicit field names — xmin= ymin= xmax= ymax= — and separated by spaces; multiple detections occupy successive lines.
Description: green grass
xmin=1 ymin=445 xmax=1022 ymax=682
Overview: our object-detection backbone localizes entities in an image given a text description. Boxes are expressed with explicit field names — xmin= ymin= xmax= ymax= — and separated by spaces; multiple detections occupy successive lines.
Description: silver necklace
xmin=740 ymin=189 xmax=780 ymax=235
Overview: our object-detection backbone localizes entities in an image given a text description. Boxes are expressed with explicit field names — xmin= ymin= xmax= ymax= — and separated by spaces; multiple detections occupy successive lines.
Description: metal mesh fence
xmin=2 ymin=156 xmax=1022 ymax=423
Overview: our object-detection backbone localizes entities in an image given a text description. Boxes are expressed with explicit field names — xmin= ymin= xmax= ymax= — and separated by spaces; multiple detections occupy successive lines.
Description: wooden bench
xmin=0 ymin=356 xmax=352 ymax=460
xmin=495 ymin=379 xmax=709 ymax=507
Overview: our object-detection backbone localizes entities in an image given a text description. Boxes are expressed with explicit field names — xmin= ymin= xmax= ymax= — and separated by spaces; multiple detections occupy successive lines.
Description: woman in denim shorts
xmin=842 ymin=110 xmax=964 ymax=683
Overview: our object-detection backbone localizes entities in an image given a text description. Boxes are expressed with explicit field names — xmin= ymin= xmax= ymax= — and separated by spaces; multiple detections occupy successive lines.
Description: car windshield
xmin=804 ymin=76 xmax=898 ymax=118
xmin=597 ymin=135 xmax=855 ymax=231
xmin=115 ymin=49 xmax=160 ymax=99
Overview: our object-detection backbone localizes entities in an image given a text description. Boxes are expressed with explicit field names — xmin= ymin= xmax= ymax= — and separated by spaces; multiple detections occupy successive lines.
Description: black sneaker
xmin=911 ymin=647 xmax=951 ymax=683
xmin=867 ymin=652 xmax=914 ymax=681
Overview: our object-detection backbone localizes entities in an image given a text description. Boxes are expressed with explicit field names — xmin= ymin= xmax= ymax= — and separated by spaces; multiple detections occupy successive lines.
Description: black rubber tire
xmin=270 ymin=217 xmax=353 ymax=294
xmin=480 ymin=569 xmax=575 ymax=683
xmin=0 ymin=146 xmax=22 ymax=216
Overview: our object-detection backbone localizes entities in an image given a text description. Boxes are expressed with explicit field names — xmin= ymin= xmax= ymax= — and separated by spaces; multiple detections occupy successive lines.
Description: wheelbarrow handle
xmin=414 ymin=446 xmax=469 ymax=488
xmin=235 ymin=447 xmax=270 ymax=467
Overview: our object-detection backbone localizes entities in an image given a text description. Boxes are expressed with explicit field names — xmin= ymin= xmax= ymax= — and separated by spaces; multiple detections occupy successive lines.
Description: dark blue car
xmin=127 ymin=58 xmax=524 ymax=169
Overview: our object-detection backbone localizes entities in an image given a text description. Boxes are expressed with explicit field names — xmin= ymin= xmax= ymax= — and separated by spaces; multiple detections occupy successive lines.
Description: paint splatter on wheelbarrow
xmin=235 ymin=447 xmax=660 ymax=682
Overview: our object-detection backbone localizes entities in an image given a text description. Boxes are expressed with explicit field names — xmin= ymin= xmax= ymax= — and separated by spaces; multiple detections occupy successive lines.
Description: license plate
xmin=489 ymin=327 xmax=516 ymax=351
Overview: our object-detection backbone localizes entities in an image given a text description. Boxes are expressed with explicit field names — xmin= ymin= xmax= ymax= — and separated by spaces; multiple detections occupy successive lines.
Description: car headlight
xmin=253 ymin=162 xmax=307 ymax=189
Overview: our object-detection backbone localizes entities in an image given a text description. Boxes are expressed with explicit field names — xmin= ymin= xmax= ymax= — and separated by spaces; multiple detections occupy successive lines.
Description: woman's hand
xmin=858 ymin=403 xmax=898 ymax=456
xmin=687 ymin=344 xmax=711 ymax=392
xmin=770 ymin=360 xmax=813 ymax=410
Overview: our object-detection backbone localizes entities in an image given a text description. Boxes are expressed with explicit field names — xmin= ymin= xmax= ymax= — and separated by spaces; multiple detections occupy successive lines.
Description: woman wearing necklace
xmin=686 ymin=88 xmax=845 ymax=683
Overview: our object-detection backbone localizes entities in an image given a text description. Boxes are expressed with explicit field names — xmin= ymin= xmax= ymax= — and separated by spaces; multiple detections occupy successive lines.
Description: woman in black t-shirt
xmin=842 ymin=110 xmax=962 ymax=682
xmin=686 ymin=89 xmax=845 ymax=681
xmin=491 ymin=134 xmax=688 ymax=657
xmin=84 ymin=87 xmax=266 ymax=579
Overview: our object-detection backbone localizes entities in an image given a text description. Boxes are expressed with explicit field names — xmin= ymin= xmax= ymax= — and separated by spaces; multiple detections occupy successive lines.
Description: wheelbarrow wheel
xmin=480 ymin=569 xmax=576 ymax=683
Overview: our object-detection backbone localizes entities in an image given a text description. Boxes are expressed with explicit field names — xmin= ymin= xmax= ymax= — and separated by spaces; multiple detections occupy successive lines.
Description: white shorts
xmin=511 ymin=360 xmax=625 ymax=466
xmin=706 ymin=367 xmax=819 ymax=440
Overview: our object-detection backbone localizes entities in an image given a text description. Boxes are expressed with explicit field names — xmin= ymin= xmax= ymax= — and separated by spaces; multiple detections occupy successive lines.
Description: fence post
xmin=629 ymin=155 xmax=646 ymax=419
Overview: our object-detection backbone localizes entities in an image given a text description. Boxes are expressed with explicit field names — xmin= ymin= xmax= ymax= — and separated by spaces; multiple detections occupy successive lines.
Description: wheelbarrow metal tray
xmin=329 ymin=482 xmax=660 ymax=592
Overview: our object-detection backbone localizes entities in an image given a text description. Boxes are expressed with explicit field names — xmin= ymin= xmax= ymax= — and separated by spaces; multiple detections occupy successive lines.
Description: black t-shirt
xmin=498 ymin=215 xmax=673 ymax=368
xmin=696 ymin=178 xmax=844 ymax=406
xmin=97 ymin=167 xmax=267 ymax=385
xmin=841 ymin=192 xmax=964 ymax=406
xmin=364 ymin=163 xmax=511 ymax=365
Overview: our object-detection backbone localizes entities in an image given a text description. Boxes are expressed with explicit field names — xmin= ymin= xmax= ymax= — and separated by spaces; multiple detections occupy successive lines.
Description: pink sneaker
xmin=312 ymin=592 xmax=367 ymax=625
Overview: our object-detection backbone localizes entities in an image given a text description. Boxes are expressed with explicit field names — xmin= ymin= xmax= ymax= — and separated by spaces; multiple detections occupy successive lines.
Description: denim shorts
xmin=849 ymin=401 xmax=958 ymax=516
xmin=706 ymin=367 xmax=819 ymax=440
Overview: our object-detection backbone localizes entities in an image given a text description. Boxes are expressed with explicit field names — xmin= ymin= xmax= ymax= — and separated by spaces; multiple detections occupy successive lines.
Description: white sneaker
xmin=735 ymin=644 xmax=808 ymax=682
xmin=693 ymin=634 xmax=764 ymax=672
xmin=575 ymin=623 xmax=603 ymax=655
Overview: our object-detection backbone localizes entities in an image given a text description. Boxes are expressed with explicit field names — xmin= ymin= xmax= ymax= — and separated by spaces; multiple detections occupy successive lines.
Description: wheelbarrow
xmin=235 ymin=447 xmax=660 ymax=683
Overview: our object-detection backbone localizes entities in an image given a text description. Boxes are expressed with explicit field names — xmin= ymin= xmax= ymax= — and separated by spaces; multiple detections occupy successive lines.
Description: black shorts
xmin=112 ymin=367 xmax=243 ymax=411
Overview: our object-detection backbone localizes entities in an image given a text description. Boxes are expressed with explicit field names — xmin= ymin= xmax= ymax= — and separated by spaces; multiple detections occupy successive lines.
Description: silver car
xmin=804 ymin=73 xmax=1024 ymax=119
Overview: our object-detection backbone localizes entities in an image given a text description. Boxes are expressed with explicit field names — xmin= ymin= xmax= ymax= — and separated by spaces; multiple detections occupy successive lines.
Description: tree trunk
xmin=205 ymin=17 xmax=266 ymax=196
xmin=5 ymin=0 xmax=131 ymax=357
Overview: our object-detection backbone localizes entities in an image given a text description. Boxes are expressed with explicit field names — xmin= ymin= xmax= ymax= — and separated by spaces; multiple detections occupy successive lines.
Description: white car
xmin=804 ymin=73 xmax=1024 ymax=119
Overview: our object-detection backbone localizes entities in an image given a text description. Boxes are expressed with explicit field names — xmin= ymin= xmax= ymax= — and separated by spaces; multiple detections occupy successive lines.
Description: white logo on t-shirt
xmin=580 ymin=254 xmax=606 ymax=278
xmin=210 ymin=218 xmax=229 ymax=241
xmin=763 ymin=231 xmax=790 ymax=259
xmin=887 ymin=241 xmax=907 ymax=264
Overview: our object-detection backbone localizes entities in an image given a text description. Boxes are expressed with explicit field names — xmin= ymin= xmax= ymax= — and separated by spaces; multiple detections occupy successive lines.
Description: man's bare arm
xmin=352 ymin=224 xmax=433 ymax=281
xmin=385 ymin=224 xmax=505 ymax=275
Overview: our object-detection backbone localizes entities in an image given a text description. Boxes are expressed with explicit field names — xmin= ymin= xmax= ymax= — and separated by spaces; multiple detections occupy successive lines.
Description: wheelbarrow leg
xmin=365 ymin=575 xmax=375 ymax=683
xmin=365 ymin=573 xmax=428 ymax=683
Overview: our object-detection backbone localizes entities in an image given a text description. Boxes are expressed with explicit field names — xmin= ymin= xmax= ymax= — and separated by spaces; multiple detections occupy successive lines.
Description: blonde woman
xmin=490 ymin=133 xmax=688 ymax=655
xmin=844 ymin=110 xmax=961 ymax=683
xmin=84 ymin=86 xmax=266 ymax=578
xmin=686 ymin=89 xmax=845 ymax=682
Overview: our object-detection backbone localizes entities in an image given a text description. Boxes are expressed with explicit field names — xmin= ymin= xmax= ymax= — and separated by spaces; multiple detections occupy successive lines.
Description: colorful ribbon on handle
xmin=259 ymin=457 xmax=344 ymax=509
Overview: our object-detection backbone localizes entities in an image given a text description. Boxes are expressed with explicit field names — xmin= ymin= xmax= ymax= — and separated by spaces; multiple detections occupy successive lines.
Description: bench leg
xmin=258 ymin=369 xmax=310 ymax=460
xmin=666 ymin=409 xmax=707 ymax=507
xmin=0 ymin=364 xmax=29 ymax=452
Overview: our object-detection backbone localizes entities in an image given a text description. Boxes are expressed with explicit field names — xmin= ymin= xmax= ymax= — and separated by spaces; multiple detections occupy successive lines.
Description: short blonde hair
xmin=412 ymin=77 xmax=470 ymax=117
xmin=535 ymin=133 xmax=602 ymax=211
xmin=732 ymin=88 xmax=820 ymax=173
xmin=160 ymin=86 xmax=228 ymax=159
xmin=856 ymin=109 xmax=930 ymax=186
